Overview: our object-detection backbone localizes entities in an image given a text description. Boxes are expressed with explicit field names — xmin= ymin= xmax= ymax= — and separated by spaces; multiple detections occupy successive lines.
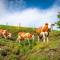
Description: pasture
xmin=0 ymin=25 xmax=60 ymax=60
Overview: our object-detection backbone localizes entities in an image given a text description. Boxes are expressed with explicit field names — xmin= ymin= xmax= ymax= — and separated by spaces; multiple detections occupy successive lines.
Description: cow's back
xmin=41 ymin=25 xmax=48 ymax=32
xmin=0 ymin=29 xmax=3 ymax=36
xmin=24 ymin=33 xmax=32 ymax=39
xmin=18 ymin=32 xmax=32 ymax=40
xmin=35 ymin=27 xmax=42 ymax=34
xmin=18 ymin=32 xmax=26 ymax=37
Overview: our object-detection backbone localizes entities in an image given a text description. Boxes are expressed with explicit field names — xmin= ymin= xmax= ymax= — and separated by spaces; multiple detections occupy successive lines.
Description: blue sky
xmin=0 ymin=0 xmax=60 ymax=29
xmin=6 ymin=0 xmax=57 ymax=11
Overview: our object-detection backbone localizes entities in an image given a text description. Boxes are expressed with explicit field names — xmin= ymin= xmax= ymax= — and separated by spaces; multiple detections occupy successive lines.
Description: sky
xmin=0 ymin=0 xmax=60 ymax=29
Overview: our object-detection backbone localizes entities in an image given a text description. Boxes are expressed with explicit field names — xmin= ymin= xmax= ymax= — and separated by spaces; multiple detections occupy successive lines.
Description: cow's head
xmin=45 ymin=23 xmax=48 ymax=25
xmin=48 ymin=23 xmax=55 ymax=31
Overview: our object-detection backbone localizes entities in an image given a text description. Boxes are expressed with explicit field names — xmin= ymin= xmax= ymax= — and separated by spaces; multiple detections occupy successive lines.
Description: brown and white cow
xmin=16 ymin=32 xmax=34 ymax=44
xmin=0 ymin=29 xmax=12 ymax=39
xmin=35 ymin=23 xmax=52 ymax=43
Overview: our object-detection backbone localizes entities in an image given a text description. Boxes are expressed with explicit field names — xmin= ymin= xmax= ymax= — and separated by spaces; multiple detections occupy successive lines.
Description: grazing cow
xmin=0 ymin=29 xmax=12 ymax=39
xmin=16 ymin=32 xmax=34 ymax=44
xmin=35 ymin=23 xmax=51 ymax=43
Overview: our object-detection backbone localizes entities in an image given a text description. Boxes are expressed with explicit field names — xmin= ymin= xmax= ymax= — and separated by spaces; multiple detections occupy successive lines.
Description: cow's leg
xmin=18 ymin=39 xmax=21 ymax=43
xmin=45 ymin=32 xmax=49 ymax=43
xmin=18 ymin=38 xmax=21 ymax=43
xmin=2 ymin=32 xmax=6 ymax=39
xmin=32 ymin=34 xmax=35 ymax=42
xmin=27 ymin=38 xmax=30 ymax=46
xmin=7 ymin=33 xmax=12 ymax=39
xmin=2 ymin=30 xmax=7 ymax=39
xmin=38 ymin=35 xmax=40 ymax=42
xmin=46 ymin=33 xmax=49 ymax=43
xmin=16 ymin=36 xmax=21 ymax=43
xmin=3 ymin=34 xmax=7 ymax=39
xmin=0 ymin=34 xmax=3 ymax=38
xmin=47 ymin=37 xmax=48 ymax=43
xmin=40 ymin=32 xmax=45 ymax=42
xmin=42 ymin=32 xmax=45 ymax=43
xmin=16 ymin=38 xmax=20 ymax=43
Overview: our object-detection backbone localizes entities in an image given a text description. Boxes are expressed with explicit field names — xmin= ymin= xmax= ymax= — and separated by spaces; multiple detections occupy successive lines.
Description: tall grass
xmin=0 ymin=25 xmax=60 ymax=60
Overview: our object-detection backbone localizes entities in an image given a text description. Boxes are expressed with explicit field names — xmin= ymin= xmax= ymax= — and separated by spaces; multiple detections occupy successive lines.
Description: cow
xmin=16 ymin=32 xmax=34 ymax=45
xmin=0 ymin=29 xmax=12 ymax=39
xmin=35 ymin=23 xmax=52 ymax=43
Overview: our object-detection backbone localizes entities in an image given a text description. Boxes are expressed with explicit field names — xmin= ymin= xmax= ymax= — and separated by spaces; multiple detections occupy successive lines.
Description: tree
xmin=56 ymin=12 xmax=60 ymax=28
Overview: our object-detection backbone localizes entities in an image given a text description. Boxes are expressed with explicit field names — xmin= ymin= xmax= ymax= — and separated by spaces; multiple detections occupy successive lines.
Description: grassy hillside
xmin=0 ymin=25 xmax=60 ymax=60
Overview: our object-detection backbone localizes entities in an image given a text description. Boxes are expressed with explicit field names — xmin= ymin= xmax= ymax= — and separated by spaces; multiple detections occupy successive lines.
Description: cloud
xmin=0 ymin=7 xmax=59 ymax=27
xmin=0 ymin=0 xmax=60 ymax=30
xmin=0 ymin=0 xmax=7 ymax=16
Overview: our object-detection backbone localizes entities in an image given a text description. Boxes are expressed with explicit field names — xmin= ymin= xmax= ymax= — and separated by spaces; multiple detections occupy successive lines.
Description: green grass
xmin=0 ymin=25 xmax=60 ymax=60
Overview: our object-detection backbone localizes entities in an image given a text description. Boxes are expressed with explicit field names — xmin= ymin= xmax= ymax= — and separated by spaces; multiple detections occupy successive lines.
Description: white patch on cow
xmin=39 ymin=31 xmax=49 ymax=43
xmin=45 ymin=32 xmax=48 ymax=36
xmin=7 ymin=33 xmax=12 ymax=38
xmin=24 ymin=33 xmax=29 ymax=36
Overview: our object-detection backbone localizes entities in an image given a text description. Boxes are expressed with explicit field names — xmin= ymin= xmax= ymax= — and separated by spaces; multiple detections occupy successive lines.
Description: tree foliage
xmin=56 ymin=12 xmax=60 ymax=28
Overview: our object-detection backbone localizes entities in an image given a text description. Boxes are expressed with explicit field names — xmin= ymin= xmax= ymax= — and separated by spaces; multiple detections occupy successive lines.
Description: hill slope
xmin=0 ymin=25 xmax=60 ymax=60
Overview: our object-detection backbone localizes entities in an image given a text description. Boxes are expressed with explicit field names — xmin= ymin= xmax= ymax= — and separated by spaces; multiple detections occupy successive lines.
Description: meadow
xmin=0 ymin=25 xmax=60 ymax=60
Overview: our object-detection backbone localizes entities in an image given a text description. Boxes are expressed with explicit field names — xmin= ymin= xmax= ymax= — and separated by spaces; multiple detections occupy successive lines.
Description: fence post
xmin=18 ymin=23 xmax=21 ymax=32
